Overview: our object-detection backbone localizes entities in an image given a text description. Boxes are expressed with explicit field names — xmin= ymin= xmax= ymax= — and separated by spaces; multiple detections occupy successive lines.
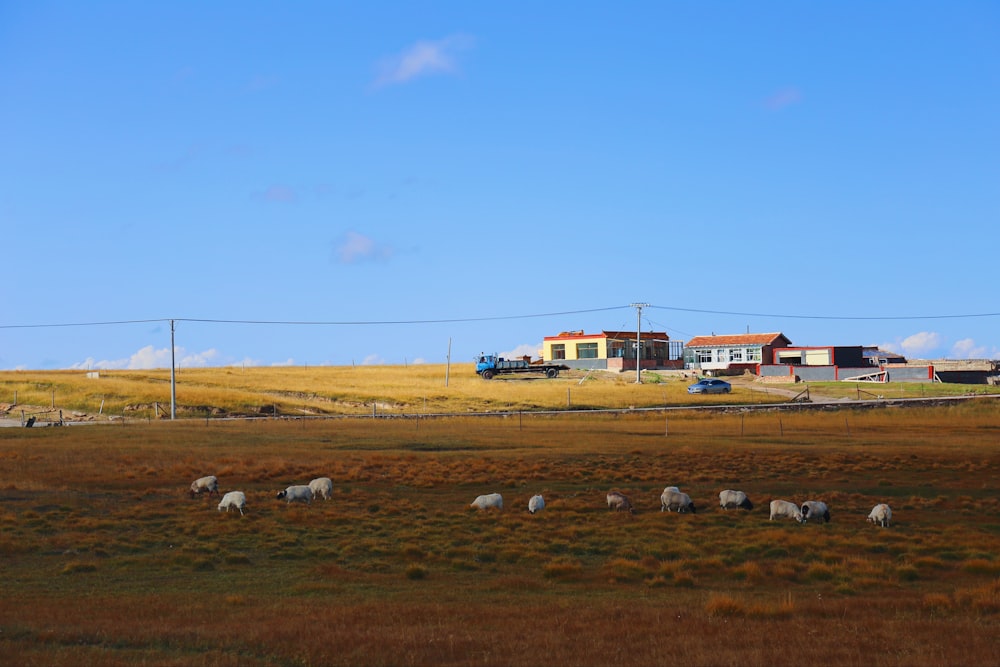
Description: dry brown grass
xmin=0 ymin=382 xmax=998 ymax=665
xmin=3 ymin=364 xmax=997 ymax=421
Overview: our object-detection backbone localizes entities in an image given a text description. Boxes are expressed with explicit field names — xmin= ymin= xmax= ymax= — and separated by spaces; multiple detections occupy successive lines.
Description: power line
xmin=2 ymin=304 xmax=999 ymax=331
xmin=0 ymin=318 xmax=167 ymax=329
xmin=0 ymin=306 xmax=631 ymax=329
xmin=648 ymin=305 xmax=1000 ymax=321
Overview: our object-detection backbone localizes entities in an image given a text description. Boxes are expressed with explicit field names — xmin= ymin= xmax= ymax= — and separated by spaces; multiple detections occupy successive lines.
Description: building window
xmin=608 ymin=340 xmax=625 ymax=358
xmin=730 ymin=348 xmax=744 ymax=362
xmin=697 ymin=349 xmax=713 ymax=363
xmin=551 ymin=344 xmax=566 ymax=360
xmin=748 ymin=348 xmax=761 ymax=362
xmin=577 ymin=342 xmax=599 ymax=359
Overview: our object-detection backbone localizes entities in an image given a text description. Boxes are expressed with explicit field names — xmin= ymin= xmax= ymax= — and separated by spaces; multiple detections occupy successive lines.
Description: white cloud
xmin=70 ymin=346 xmax=219 ymax=370
xmin=372 ymin=35 xmax=474 ymax=88
xmin=949 ymin=338 xmax=1000 ymax=359
xmin=879 ymin=332 xmax=942 ymax=358
xmin=361 ymin=354 xmax=385 ymax=365
xmin=334 ymin=231 xmax=392 ymax=264
xmin=500 ymin=343 xmax=543 ymax=360
xmin=897 ymin=331 xmax=942 ymax=358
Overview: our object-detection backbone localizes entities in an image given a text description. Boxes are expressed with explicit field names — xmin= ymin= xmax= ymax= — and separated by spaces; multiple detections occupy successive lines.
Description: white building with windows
xmin=683 ymin=332 xmax=792 ymax=375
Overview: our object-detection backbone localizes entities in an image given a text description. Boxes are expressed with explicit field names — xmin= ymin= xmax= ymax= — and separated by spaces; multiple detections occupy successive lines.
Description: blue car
xmin=687 ymin=378 xmax=732 ymax=394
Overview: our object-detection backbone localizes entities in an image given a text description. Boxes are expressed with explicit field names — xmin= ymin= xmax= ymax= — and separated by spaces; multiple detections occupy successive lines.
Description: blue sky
xmin=2 ymin=2 xmax=998 ymax=370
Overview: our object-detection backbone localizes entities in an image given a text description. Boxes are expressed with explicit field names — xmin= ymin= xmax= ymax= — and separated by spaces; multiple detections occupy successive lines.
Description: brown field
xmin=0 ymin=367 xmax=999 ymax=666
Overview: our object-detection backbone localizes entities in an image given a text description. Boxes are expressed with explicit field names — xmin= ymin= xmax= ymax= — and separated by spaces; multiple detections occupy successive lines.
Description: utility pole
xmin=630 ymin=302 xmax=649 ymax=383
xmin=170 ymin=319 xmax=176 ymax=420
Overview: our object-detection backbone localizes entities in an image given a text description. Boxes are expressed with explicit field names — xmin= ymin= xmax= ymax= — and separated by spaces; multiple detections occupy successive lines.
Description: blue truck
xmin=475 ymin=354 xmax=570 ymax=380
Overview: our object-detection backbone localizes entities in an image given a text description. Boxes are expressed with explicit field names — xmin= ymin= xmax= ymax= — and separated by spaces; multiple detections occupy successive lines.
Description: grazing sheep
xmin=800 ymin=500 xmax=831 ymax=524
xmin=658 ymin=486 xmax=680 ymax=511
xmin=606 ymin=491 xmax=634 ymax=514
xmin=769 ymin=499 xmax=804 ymax=522
xmin=308 ymin=477 xmax=333 ymax=501
xmin=190 ymin=475 xmax=219 ymax=498
xmin=868 ymin=503 xmax=892 ymax=528
xmin=528 ymin=494 xmax=545 ymax=514
xmin=276 ymin=485 xmax=314 ymax=505
xmin=660 ymin=488 xmax=697 ymax=513
xmin=719 ymin=489 xmax=754 ymax=511
xmin=470 ymin=493 xmax=503 ymax=510
xmin=217 ymin=491 xmax=247 ymax=516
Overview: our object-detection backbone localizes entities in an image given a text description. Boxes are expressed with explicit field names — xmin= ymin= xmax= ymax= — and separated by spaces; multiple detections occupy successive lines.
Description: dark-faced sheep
xmin=528 ymin=494 xmax=545 ymax=514
xmin=800 ymin=500 xmax=831 ymax=524
xmin=277 ymin=485 xmax=314 ymax=505
xmin=719 ymin=489 xmax=754 ymax=511
xmin=660 ymin=488 xmax=697 ymax=513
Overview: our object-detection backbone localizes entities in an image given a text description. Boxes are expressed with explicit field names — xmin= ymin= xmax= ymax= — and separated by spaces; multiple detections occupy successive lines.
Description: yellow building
xmin=542 ymin=330 xmax=682 ymax=372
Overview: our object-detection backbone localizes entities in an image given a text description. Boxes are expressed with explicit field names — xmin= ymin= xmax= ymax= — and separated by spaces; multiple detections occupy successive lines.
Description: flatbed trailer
xmin=475 ymin=354 xmax=570 ymax=380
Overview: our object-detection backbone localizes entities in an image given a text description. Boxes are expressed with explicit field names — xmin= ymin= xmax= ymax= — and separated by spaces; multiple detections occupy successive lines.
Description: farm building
xmin=682 ymin=332 xmax=791 ymax=375
xmin=542 ymin=330 xmax=684 ymax=372
xmin=758 ymin=345 xmax=905 ymax=382
xmin=759 ymin=346 xmax=998 ymax=384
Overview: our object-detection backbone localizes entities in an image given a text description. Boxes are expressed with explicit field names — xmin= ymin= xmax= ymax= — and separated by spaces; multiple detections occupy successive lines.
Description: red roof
xmin=685 ymin=332 xmax=790 ymax=348
xmin=544 ymin=330 xmax=669 ymax=341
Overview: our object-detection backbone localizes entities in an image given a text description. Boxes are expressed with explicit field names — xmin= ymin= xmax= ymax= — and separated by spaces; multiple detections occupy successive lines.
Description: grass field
xmin=4 ymin=364 xmax=998 ymax=422
xmin=1 ymin=367 xmax=999 ymax=665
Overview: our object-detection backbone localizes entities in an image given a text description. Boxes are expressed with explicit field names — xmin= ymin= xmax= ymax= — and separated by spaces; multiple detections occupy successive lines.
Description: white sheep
xmin=276 ymin=485 xmax=314 ymax=505
xmin=528 ymin=494 xmax=545 ymax=514
xmin=868 ymin=503 xmax=892 ymax=527
xmin=217 ymin=491 xmax=247 ymax=516
xmin=800 ymin=500 xmax=831 ymax=524
xmin=769 ymin=499 xmax=804 ymax=522
xmin=308 ymin=477 xmax=333 ymax=500
xmin=470 ymin=493 xmax=503 ymax=510
xmin=660 ymin=488 xmax=697 ymax=513
xmin=719 ymin=489 xmax=754 ymax=511
xmin=606 ymin=491 xmax=634 ymax=514
xmin=189 ymin=475 xmax=219 ymax=498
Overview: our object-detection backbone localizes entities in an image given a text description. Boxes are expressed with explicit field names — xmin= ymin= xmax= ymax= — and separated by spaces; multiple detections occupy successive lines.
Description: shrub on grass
xmin=673 ymin=572 xmax=696 ymax=588
xmin=60 ymin=561 xmax=97 ymax=575
xmin=705 ymin=593 xmax=745 ymax=617
xmin=603 ymin=558 xmax=647 ymax=584
xmin=805 ymin=563 xmax=836 ymax=582
xmin=922 ymin=593 xmax=953 ymax=614
xmin=730 ymin=561 xmax=764 ymax=584
xmin=543 ymin=558 xmax=583 ymax=581
xmin=962 ymin=559 xmax=1000 ymax=575
xmin=405 ymin=564 xmax=427 ymax=580
xmin=954 ymin=580 xmax=1000 ymax=614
